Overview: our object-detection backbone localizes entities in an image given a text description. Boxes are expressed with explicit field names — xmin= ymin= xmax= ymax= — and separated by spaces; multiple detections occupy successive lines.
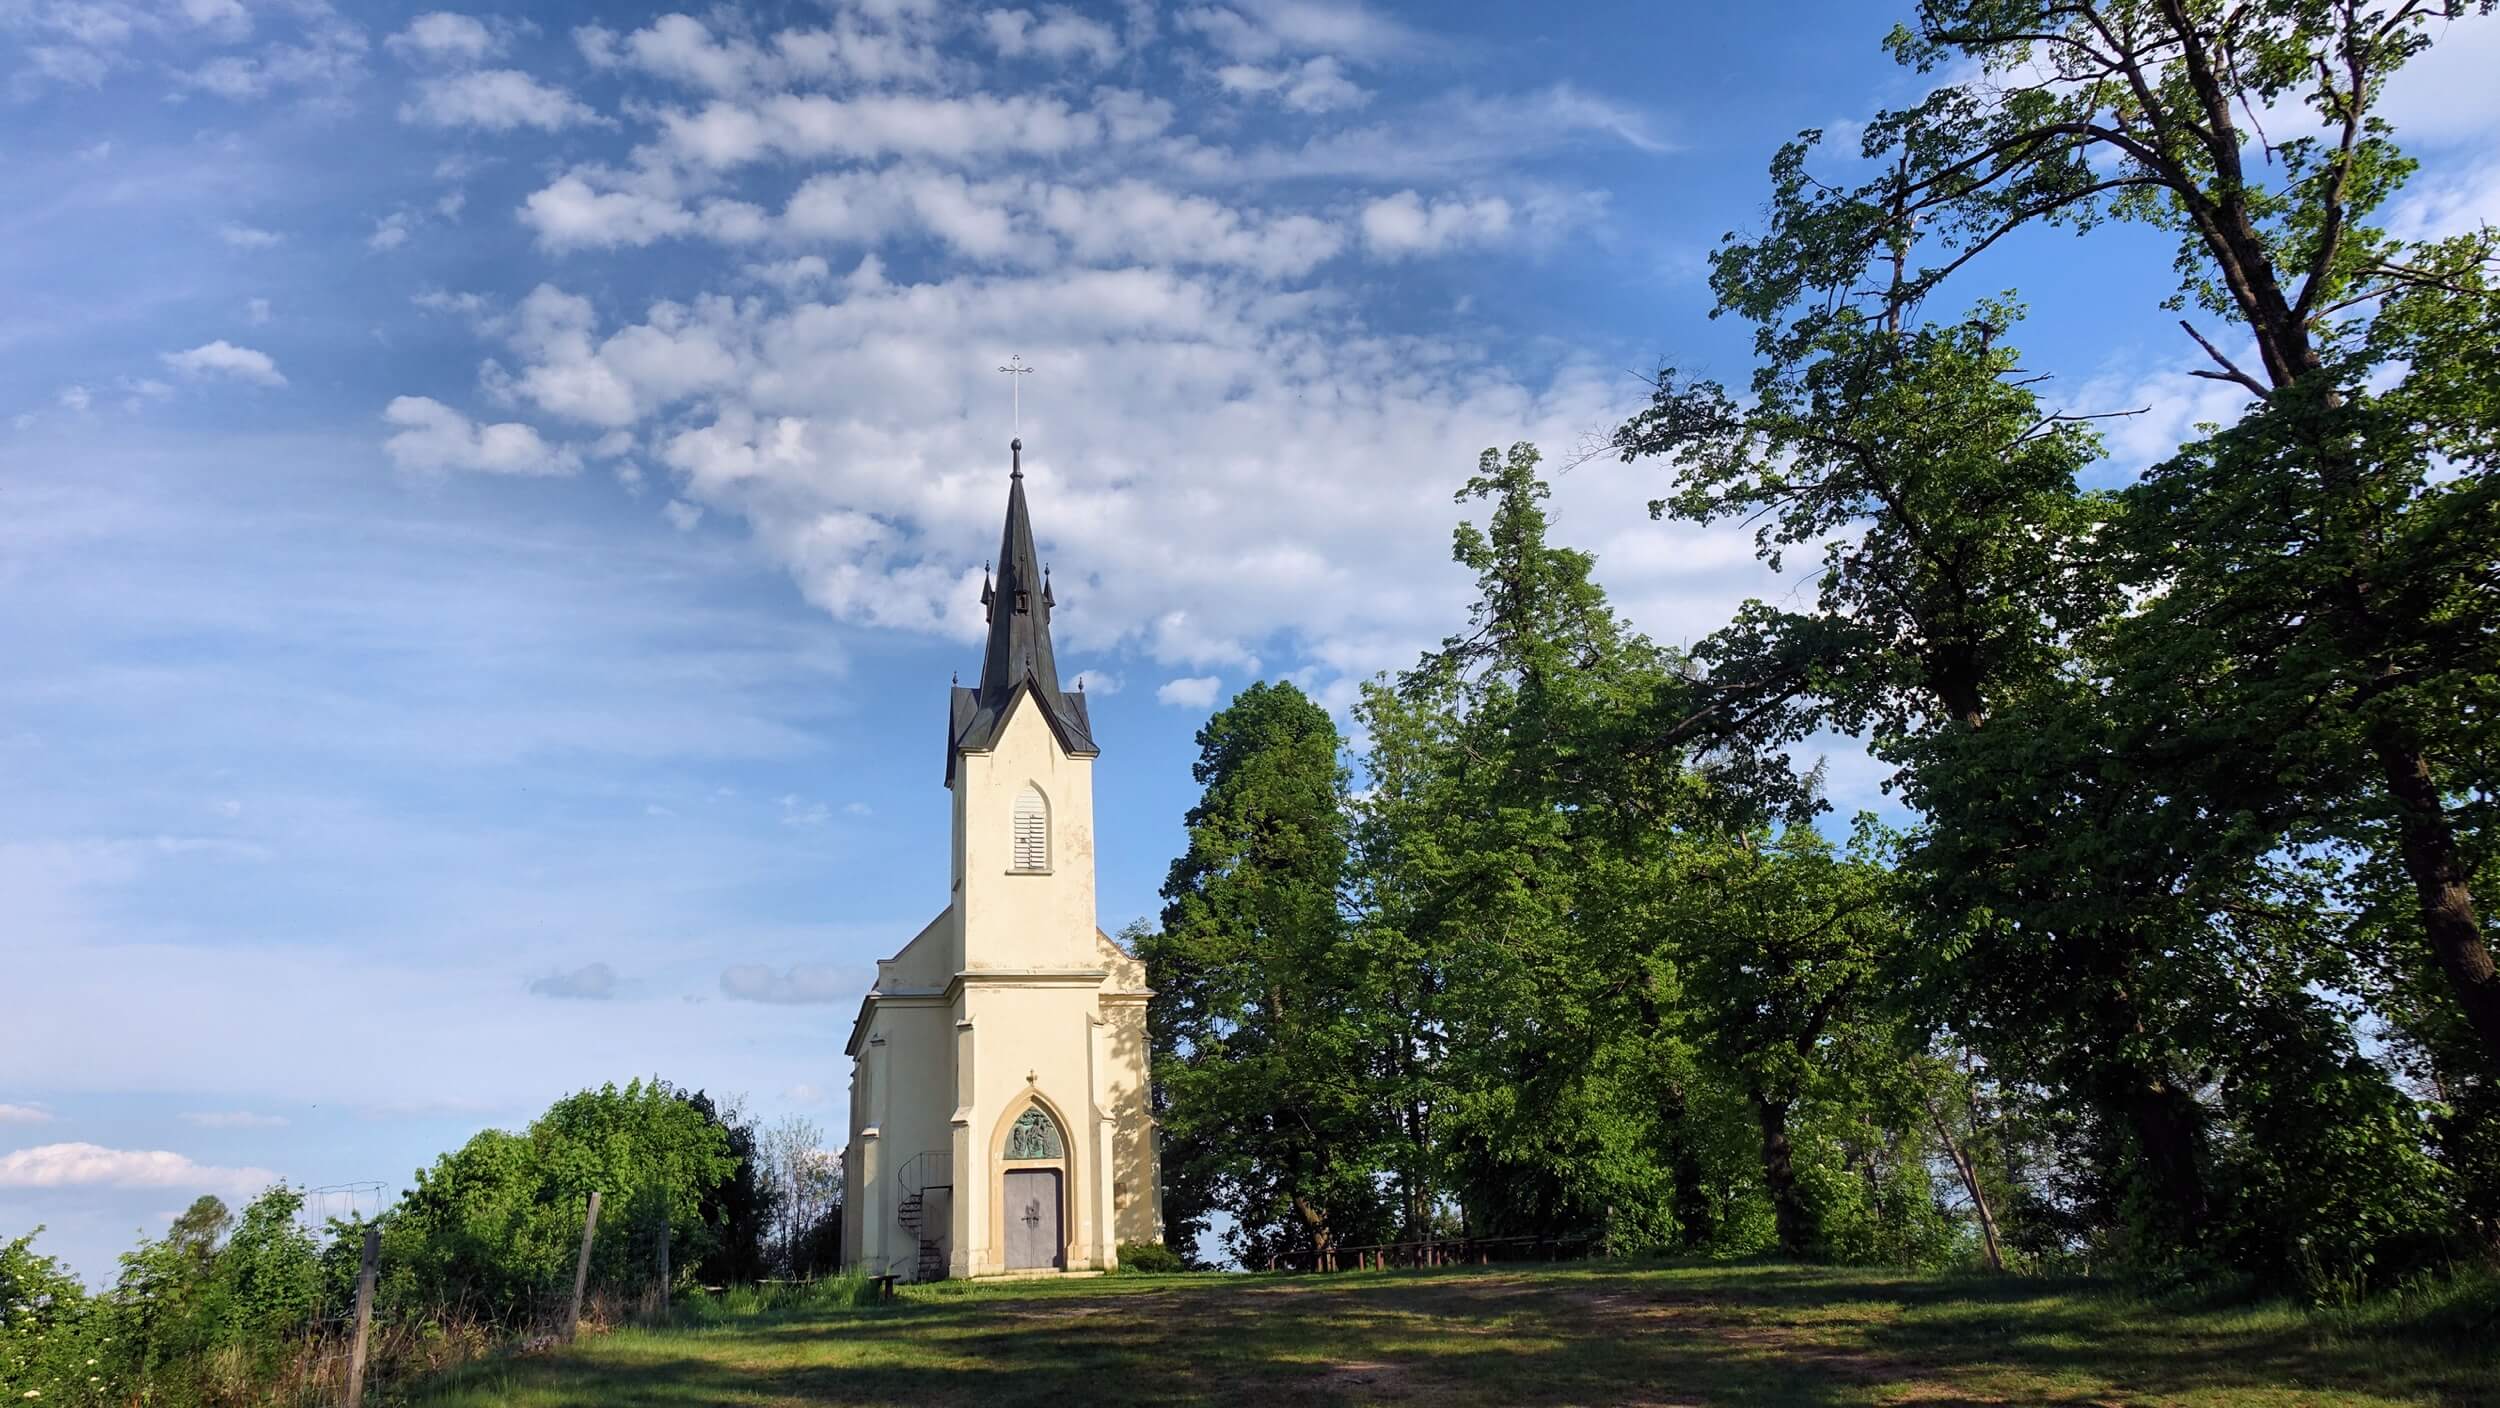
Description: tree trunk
xmin=2080 ymin=950 xmax=2211 ymax=1245
xmin=1292 ymin=1194 xmax=1335 ymax=1272
xmin=2375 ymin=729 xmax=2500 ymax=1068
xmin=2121 ymin=1072 xmax=2210 ymax=1247
xmin=1927 ymin=1102 xmax=2004 ymax=1272
xmin=1660 ymin=1084 xmax=1715 ymax=1251
xmin=1753 ymin=1095 xmax=1815 ymax=1258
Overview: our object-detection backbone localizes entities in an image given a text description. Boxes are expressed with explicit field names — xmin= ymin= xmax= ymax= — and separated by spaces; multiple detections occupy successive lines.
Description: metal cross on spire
xmin=996 ymin=354 xmax=1033 ymax=435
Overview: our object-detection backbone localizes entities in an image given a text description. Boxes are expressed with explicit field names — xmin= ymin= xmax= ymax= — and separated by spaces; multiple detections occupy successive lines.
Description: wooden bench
xmin=871 ymin=1274 xmax=899 ymax=1303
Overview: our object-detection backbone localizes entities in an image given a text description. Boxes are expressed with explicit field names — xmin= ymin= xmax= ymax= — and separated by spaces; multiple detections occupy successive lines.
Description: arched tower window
xmin=1011 ymin=784 xmax=1049 ymax=872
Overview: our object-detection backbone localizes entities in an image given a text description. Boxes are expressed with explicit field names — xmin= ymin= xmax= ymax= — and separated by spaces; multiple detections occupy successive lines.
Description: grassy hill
xmin=410 ymin=1260 xmax=2496 ymax=1407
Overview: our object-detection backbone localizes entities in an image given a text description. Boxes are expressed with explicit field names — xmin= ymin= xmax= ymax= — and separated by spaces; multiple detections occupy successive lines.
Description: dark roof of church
xmin=947 ymin=438 xmax=1098 ymax=782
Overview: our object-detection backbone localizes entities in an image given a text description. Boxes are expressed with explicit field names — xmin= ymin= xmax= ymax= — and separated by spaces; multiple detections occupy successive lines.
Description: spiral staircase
xmin=895 ymin=1151 xmax=952 ymax=1281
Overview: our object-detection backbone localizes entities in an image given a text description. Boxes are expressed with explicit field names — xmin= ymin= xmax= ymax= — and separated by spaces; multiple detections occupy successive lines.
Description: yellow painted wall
xmin=846 ymin=687 xmax=1161 ymax=1280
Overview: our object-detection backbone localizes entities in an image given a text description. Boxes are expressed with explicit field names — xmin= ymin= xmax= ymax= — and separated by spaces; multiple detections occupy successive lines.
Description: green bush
xmin=384 ymin=1078 xmax=738 ymax=1329
xmin=3 ymin=1077 xmax=771 ymax=1408
xmin=1116 ymin=1241 xmax=1187 ymax=1274
xmin=1 ymin=1228 xmax=120 ymax=1407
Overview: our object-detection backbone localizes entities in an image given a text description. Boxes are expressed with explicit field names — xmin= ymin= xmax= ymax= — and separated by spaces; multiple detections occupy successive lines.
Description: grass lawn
xmin=411 ymin=1260 xmax=2498 ymax=1407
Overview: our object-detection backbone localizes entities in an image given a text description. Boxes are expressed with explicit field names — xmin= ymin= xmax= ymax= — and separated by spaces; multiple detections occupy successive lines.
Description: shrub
xmin=1116 ymin=1241 xmax=1187 ymax=1274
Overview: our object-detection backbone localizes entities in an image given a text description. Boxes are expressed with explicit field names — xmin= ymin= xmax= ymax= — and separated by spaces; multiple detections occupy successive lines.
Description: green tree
xmin=1614 ymin=309 xmax=2235 ymax=1248
xmin=387 ymin=1078 xmax=734 ymax=1326
xmin=1140 ymin=680 xmax=1392 ymax=1269
xmin=1671 ymin=822 xmax=1909 ymax=1257
xmin=682 ymin=1089 xmax=776 ymax=1285
xmin=1713 ymin=0 xmax=2500 ymax=1077
xmin=1614 ymin=299 xmax=2445 ymax=1277
xmin=1359 ymin=444 xmax=1699 ymax=1250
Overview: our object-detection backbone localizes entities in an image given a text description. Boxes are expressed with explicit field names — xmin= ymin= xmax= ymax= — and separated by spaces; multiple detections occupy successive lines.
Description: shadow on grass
xmin=412 ymin=1262 xmax=2498 ymax=1408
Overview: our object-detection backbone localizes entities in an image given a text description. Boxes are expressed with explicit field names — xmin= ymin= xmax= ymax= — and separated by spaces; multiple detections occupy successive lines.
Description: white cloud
xmin=1157 ymin=675 xmax=1222 ymax=708
xmin=1034 ymin=178 xmax=1343 ymax=274
xmin=2073 ymin=354 xmax=2258 ymax=478
xmin=176 ymin=19 xmax=368 ymax=101
xmin=402 ymin=70 xmax=599 ymax=131
xmin=2377 ymin=16 xmax=2500 ymax=147
xmin=218 ymin=222 xmax=282 ymax=249
xmin=368 ymin=211 xmax=415 ymax=251
xmin=56 ymin=384 xmax=91 ymax=413
xmin=601 ymin=13 xmax=762 ymax=92
xmin=498 ymin=283 xmax=742 ymax=427
xmin=663 ymin=499 xmax=704 ymax=531
xmin=387 ymin=12 xmax=500 ymax=66
xmin=983 ymin=7 xmax=1122 ymax=67
xmin=178 ymin=1110 xmax=289 ymax=1129
xmin=22 ymin=43 xmax=109 ymax=86
xmin=1193 ymin=83 xmax=1666 ymax=183
xmin=245 ymin=297 xmax=272 ymax=324
xmin=0 ymin=1103 xmax=54 ymax=1124
xmin=747 ymin=255 xmax=832 ymax=291
xmin=653 ymin=90 xmax=1129 ymax=169
xmin=178 ymin=0 xmax=250 ymax=38
xmin=481 ymin=256 xmax=1755 ymax=685
xmin=0 ymin=1142 xmax=276 ymax=1198
xmin=1215 ymin=55 xmax=1367 ymax=112
xmin=381 ymin=396 xmax=577 ymax=476
xmin=1068 ymin=669 xmax=1120 ymax=694
xmin=555 ymin=163 xmax=1342 ymax=275
xmin=162 ymin=340 xmax=286 ymax=387
xmin=719 ymin=962 xmax=853 ymax=1004
xmin=1360 ymin=190 xmax=1513 ymax=256
xmin=527 ymin=962 xmax=618 ymax=1000
xmin=519 ymin=173 xmax=767 ymax=252
xmin=1179 ymin=0 xmax=1418 ymax=62
xmin=2389 ymin=153 xmax=2500 ymax=242
xmin=579 ymin=12 xmax=945 ymax=93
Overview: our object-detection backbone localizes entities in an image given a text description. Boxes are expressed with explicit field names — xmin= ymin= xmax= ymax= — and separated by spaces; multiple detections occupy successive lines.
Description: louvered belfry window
xmin=1012 ymin=785 xmax=1049 ymax=871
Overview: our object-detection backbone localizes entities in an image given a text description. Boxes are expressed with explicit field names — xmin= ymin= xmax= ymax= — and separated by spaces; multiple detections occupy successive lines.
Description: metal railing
xmin=897 ymin=1150 xmax=952 ymax=1196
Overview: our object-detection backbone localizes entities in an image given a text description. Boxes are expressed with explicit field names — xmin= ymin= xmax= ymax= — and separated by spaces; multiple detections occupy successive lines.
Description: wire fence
xmin=1261 ymin=1232 xmax=1605 ymax=1273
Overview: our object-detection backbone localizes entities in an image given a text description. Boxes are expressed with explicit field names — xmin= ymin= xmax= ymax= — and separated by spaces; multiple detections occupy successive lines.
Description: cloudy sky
xmin=3 ymin=0 xmax=2495 ymax=1279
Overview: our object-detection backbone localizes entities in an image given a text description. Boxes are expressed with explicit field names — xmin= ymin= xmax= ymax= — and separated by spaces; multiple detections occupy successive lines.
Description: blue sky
xmin=4 ymin=0 xmax=2495 ymax=1281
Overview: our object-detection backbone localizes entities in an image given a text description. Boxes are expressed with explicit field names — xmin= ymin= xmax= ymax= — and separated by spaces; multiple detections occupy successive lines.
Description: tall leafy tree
xmin=683 ymin=1089 xmax=776 ymax=1285
xmin=1359 ymin=444 xmax=1699 ymax=1249
xmin=1613 ymin=309 xmax=2234 ymax=1244
xmin=1613 ymin=302 xmax=2442 ymax=1274
xmin=1712 ymin=0 xmax=2500 ymax=1074
xmin=1140 ymin=680 xmax=1392 ymax=1269
xmin=1669 ymin=822 xmax=1909 ymax=1257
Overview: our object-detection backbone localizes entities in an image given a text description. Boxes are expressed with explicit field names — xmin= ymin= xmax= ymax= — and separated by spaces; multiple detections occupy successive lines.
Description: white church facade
xmin=841 ymin=439 xmax=1162 ymax=1280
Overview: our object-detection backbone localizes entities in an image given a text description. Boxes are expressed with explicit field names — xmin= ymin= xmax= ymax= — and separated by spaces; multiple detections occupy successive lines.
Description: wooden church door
xmin=1004 ymin=1169 xmax=1063 ymax=1270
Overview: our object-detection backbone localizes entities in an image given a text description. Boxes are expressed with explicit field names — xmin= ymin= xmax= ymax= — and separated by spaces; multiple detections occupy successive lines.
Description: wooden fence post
xmin=343 ymin=1223 xmax=379 ymax=1408
xmin=564 ymin=1190 xmax=602 ymax=1343
xmin=656 ymin=1202 xmax=671 ymax=1315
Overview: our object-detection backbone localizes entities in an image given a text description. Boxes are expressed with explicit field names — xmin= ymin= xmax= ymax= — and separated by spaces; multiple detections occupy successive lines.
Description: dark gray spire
xmin=947 ymin=439 xmax=1097 ymax=781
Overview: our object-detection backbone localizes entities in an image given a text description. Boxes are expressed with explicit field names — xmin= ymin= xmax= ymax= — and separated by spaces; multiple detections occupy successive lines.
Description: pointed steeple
xmin=947 ymin=438 xmax=1098 ymax=781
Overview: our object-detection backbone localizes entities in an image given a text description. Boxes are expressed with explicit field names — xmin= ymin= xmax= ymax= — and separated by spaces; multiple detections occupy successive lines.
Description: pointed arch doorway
xmin=1000 ymin=1104 xmax=1068 ymax=1270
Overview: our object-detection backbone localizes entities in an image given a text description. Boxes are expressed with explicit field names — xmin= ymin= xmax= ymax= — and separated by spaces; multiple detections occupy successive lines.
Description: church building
xmin=841 ymin=439 xmax=1162 ymax=1280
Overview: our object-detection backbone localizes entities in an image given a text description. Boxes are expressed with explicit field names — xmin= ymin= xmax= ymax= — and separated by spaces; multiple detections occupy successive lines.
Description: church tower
xmin=944 ymin=437 xmax=1101 ymax=975
xmin=842 ymin=439 xmax=1161 ymax=1281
